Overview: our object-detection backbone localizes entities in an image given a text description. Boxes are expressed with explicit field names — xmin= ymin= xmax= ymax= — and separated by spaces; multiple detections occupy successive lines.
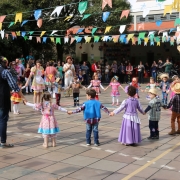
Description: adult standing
xmin=151 ymin=61 xmax=158 ymax=82
xmin=126 ymin=62 xmax=133 ymax=83
xmin=105 ymin=62 xmax=110 ymax=83
xmin=111 ymin=61 xmax=118 ymax=78
xmin=57 ymin=61 xmax=63 ymax=79
xmin=137 ymin=61 xmax=144 ymax=84
xmin=91 ymin=60 xmax=98 ymax=76
xmin=63 ymin=56 xmax=75 ymax=88
xmin=157 ymin=59 xmax=164 ymax=73
xmin=0 ymin=57 xmax=24 ymax=147
xmin=100 ymin=59 xmax=105 ymax=82
xmin=163 ymin=58 xmax=173 ymax=75
xmin=81 ymin=61 xmax=89 ymax=85
xmin=26 ymin=52 xmax=34 ymax=61
xmin=118 ymin=63 xmax=126 ymax=84
xmin=19 ymin=54 xmax=25 ymax=66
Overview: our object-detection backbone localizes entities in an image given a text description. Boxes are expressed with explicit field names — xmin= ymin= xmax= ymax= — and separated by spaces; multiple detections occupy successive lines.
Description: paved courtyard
xmin=0 ymin=85 xmax=180 ymax=180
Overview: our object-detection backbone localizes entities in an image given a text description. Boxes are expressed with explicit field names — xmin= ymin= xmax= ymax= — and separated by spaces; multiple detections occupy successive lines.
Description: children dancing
xmin=105 ymin=76 xmax=125 ymax=106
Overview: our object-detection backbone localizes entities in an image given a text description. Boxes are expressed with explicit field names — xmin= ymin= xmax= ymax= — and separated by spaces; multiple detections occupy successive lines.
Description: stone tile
xmin=99 ymin=143 xmax=128 ymax=151
xmin=0 ymin=145 xmax=29 ymax=153
xmin=148 ymin=169 xmax=180 ymax=180
xmin=38 ymin=152 xmax=73 ymax=162
xmin=0 ymin=165 xmax=34 ymax=179
xmin=56 ymin=145 xmax=89 ymax=155
xmin=103 ymin=172 xmax=126 ymax=180
xmin=0 ymin=151 xmax=10 ymax=157
xmin=41 ymin=162 xmax=81 ymax=176
xmin=88 ymin=159 xmax=127 ymax=172
xmin=62 ymin=155 xmax=99 ymax=166
xmin=60 ymin=178 xmax=76 ymax=180
xmin=68 ymin=167 xmax=111 ymax=180
xmin=16 ymin=171 xmax=62 ymax=180
xmin=80 ymin=149 xmax=112 ymax=159
xmin=165 ymin=160 xmax=180 ymax=171
xmin=17 ymin=147 xmax=50 ymax=157
xmin=0 ymin=162 xmax=11 ymax=169
xmin=15 ymin=158 xmax=55 ymax=170
xmin=118 ymin=164 xmax=141 ymax=174
xmin=0 ymin=154 xmax=31 ymax=164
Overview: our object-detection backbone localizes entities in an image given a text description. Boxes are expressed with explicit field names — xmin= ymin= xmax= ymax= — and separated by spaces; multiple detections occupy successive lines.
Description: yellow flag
xmin=0 ymin=23 xmax=2 ymax=30
xmin=15 ymin=13 xmax=22 ymax=23
xmin=127 ymin=34 xmax=134 ymax=41
xmin=40 ymin=31 xmax=46 ymax=37
xmin=104 ymin=26 xmax=112 ymax=34
xmin=112 ymin=35 xmax=119 ymax=43
xmin=50 ymin=37 xmax=54 ymax=42
xmin=144 ymin=37 xmax=149 ymax=43
xmin=157 ymin=42 xmax=160 ymax=46
xmin=85 ymin=37 xmax=91 ymax=43
xmin=164 ymin=5 xmax=172 ymax=16
xmin=16 ymin=31 xmax=20 ymax=36
xmin=64 ymin=16 xmax=73 ymax=21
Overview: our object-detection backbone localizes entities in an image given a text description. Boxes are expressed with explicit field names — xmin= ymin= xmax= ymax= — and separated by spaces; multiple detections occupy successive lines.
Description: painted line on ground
xmin=122 ymin=142 xmax=180 ymax=180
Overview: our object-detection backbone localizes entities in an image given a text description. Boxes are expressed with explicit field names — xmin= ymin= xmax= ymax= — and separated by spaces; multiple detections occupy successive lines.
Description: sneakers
xmin=94 ymin=143 xmax=100 ymax=147
xmin=86 ymin=144 xmax=91 ymax=146
xmin=168 ymin=130 xmax=176 ymax=135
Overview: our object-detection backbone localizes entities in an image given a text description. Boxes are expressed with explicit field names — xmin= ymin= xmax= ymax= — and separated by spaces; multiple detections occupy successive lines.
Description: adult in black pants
xmin=137 ymin=61 xmax=144 ymax=84
xmin=0 ymin=57 xmax=24 ymax=148
xmin=118 ymin=63 xmax=126 ymax=84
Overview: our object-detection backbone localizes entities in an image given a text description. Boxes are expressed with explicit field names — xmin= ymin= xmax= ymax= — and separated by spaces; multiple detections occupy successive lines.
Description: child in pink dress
xmin=24 ymin=92 xmax=68 ymax=148
xmin=105 ymin=76 xmax=125 ymax=106
xmin=87 ymin=74 xmax=105 ymax=100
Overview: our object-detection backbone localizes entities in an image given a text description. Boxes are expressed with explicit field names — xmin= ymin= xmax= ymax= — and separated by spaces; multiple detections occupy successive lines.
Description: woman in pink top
xmin=44 ymin=61 xmax=57 ymax=94
xmin=105 ymin=76 xmax=125 ymax=106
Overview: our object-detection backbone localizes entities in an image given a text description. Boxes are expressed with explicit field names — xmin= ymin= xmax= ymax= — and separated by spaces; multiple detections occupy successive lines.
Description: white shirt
xmin=63 ymin=63 xmax=75 ymax=77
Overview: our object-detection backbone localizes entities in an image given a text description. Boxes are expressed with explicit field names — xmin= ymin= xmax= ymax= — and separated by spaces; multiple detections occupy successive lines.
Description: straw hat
xmin=159 ymin=73 xmax=169 ymax=80
xmin=171 ymin=81 xmax=180 ymax=94
xmin=148 ymin=88 xmax=158 ymax=95
xmin=56 ymin=78 xmax=61 ymax=83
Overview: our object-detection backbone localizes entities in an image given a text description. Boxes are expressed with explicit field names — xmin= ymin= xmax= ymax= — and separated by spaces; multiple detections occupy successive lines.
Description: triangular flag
xmin=29 ymin=36 xmax=32 ymax=40
xmin=21 ymin=20 xmax=28 ymax=27
xmin=24 ymin=36 xmax=28 ymax=40
xmin=155 ymin=36 xmax=160 ymax=42
xmin=37 ymin=19 xmax=42 ymax=28
xmin=156 ymin=20 xmax=162 ymax=26
xmin=149 ymin=34 xmax=154 ymax=41
xmin=21 ymin=32 xmax=26 ymax=37
xmin=51 ymin=30 xmax=58 ymax=35
xmin=5 ymin=34 xmax=8 ymax=39
xmin=163 ymin=32 xmax=168 ymax=38
xmin=0 ymin=15 xmax=6 ymax=23
xmin=175 ymin=18 xmax=180 ymax=26
xmin=56 ymin=37 xmax=61 ymax=44
xmin=144 ymin=37 xmax=149 ymax=46
xmin=91 ymin=28 xmax=97 ymax=35
xmin=75 ymin=36 xmax=83 ymax=43
xmin=40 ymin=31 xmax=46 ymax=37
xmin=138 ymin=23 xmax=144 ymax=31
xmin=102 ymin=0 xmax=112 ymax=10
xmin=170 ymin=41 xmax=174 ymax=46
xmin=127 ymin=34 xmax=134 ymax=41
xmin=143 ymin=8 xmax=150 ymax=18
xmin=64 ymin=36 xmax=69 ymax=43
xmin=16 ymin=31 xmax=20 ymax=36
xmin=138 ymin=32 xmax=146 ymax=39
xmin=120 ymin=34 xmax=126 ymax=43
xmin=157 ymin=42 xmax=160 ymax=46
xmin=34 ymin=9 xmax=42 ymax=20
xmin=138 ymin=39 xmax=141 ymax=45
xmin=15 ymin=13 xmax=22 ymax=23
xmin=94 ymin=36 xmax=100 ymax=42
xmin=50 ymin=37 xmax=54 ymax=42
xmin=150 ymin=41 xmax=154 ymax=46
xmin=77 ymin=28 xmax=84 ymax=34
xmin=0 ymin=30 xmax=5 ymax=39
xmin=64 ymin=16 xmax=73 ymax=21
xmin=0 ymin=23 xmax=2 ymax=30
xmin=105 ymin=26 xmax=112 ymax=33
xmin=162 ymin=36 xmax=166 ymax=42
xmin=36 ymin=37 xmax=41 ymax=43
xmin=82 ymin=14 xmax=91 ymax=21
xmin=112 ymin=35 xmax=119 ymax=43
xmin=78 ymin=1 xmax=88 ymax=14
xmin=51 ymin=6 xmax=63 ymax=16
xmin=169 ymin=28 xmax=176 ymax=34
xmin=29 ymin=31 xmax=34 ymax=35
xmin=148 ymin=31 xmax=155 ymax=36
xmin=102 ymin=36 xmax=110 ymax=42
xmin=11 ymin=32 xmax=16 ymax=38
xmin=119 ymin=25 xmax=126 ymax=34
xmin=8 ymin=22 xmax=15 ymax=28
xmin=84 ymin=36 xmax=91 ymax=43
xmin=102 ymin=12 xmax=110 ymax=22
xmin=164 ymin=5 xmax=172 ymax=16
xmin=120 ymin=10 xmax=130 ymax=20
xmin=70 ymin=37 xmax=75 ymax=44
xmin=43 ymin=37 xmax=47 ymax=43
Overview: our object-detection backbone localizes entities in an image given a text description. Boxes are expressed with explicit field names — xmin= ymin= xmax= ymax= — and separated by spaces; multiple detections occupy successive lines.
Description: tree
xmin=0 ymin=0 xmax=131 ymax=61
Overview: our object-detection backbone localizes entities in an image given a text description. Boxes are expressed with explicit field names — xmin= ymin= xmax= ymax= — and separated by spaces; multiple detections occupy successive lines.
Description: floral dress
xmin=110 ymin=82 xmax=121 ymax=96
xmin=88 ymin=80 xmax=105 ymax=95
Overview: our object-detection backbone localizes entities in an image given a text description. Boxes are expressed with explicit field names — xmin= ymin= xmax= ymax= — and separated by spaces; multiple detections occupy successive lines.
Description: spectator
xmin=105 ymin=62 xmax=110 ymax=83
xmin=126 ymin=62 xmax=133 ymax=83
xmin=57 ymin=61 xmax=63 ymax=79
xmin=137 ymin=61 xmax=144 ymax=84
xmin=163 ymin=58 xmax=173 ymax=75
xmin=151 ymin=61 xmax=158 ymax=82
xmin=111 ymin=61 xmax=118 ymax=77
xmin=19 ymin=54 xmax=25 ymax=66
xmin=118 ymin=62 xmax=126 ymax=84
xmin=81 ymin=61 xmax=89 ymax=85
xmin=26 ymin=52 xmax=34 ymax=61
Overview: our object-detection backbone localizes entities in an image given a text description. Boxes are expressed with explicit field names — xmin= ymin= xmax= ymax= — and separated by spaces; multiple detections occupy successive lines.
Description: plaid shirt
xmin=0 ymin=66 xmax=20 ymax=92
xmin=72 ymin=103 xmax=110 ymax=124
xmin=145 ymin=97 xmax=165 ymax=121
xmin=167 ymin=94 xmax=180 ymax=113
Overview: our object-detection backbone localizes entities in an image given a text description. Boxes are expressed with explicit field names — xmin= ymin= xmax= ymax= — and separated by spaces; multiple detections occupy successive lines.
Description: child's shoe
xmin=94 ymin=144 xmax=100 ymax=147
xmin=147 ymin=136 xmax=154 ymax=139
xmin=112 ymin=103 xmax=115 ymax=106
xmin=154 ymin=135 xmax=159 ymax=139
xmin=116 ymin=103 xmax=119 ymax=106
xmin=168 ymin=130 xmax=176 ymax=135
xmin=86 ymin=143 xmax=91 ymax=146
xmin=176 ymin=130 xmax=180 ymax=134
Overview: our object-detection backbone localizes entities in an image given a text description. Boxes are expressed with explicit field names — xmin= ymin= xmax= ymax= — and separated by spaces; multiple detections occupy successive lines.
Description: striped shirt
xmin=167 ymin=94 xmax=180 ymax=113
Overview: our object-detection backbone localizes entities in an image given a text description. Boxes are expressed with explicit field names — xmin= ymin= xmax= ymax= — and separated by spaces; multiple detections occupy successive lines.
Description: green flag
xmin=149 ymin=34 xmax=154 ymax=41
xmin=8 ymin=22 xmax=15 ymax=28
xmin=138 ymin=38 xmax=141 ymax=45
xmin=24 ymin=36 xmax=28 ymax=40
xmin=155 ymin=36 xmax=160 ymax=42
xmin=29 ymin=31 xmax=34 ymax=35
xmin=175 ymin=18 xmax=180 ymax=26
xmin=162 ymin=37 xmax=166 ymax=43
xmin=56 ymin=37 xmax=61 ymax=44
xmin=138 ymin=32 xmax=145 ymax=39
xmin=170 ymin=41 xmax=174 ymax=46
xmin=94 ymin=36 xmax=100 ymax=42
xmin=78 ymin=1 xmax=88 ymax=14
xmin=92 ymin=28 xmax=97 ymax=35
xmin=81 ymin=14 xmax=91 ymax=21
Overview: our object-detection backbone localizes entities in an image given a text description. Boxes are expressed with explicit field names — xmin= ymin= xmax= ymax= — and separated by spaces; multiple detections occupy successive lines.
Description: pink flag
xmin=5 ymin=34 xmax=8 ymax=39
xmin=70 ymin=37 xmax=75 ymax=44
xmin=170 ymin=37 xmax=174 ymax=41
xmin=175 ymin=32 xmax=180 ymax=37
xmin=102 ymin=0 xmax=112 ymax=10
xmin=37 ymin=19 xmax=42 ymax=28
xmin=120 ymin=10 xmax=130 ymax=20
xmin=138 ymin=23 xmax=144 ymax=31
xmin=36 ymin=37 xmax=41 ymax=43
xmin=0 ymin=15 xmax=6 ymax=23
xmin=11 ymin=32 xmax=16 ymax=38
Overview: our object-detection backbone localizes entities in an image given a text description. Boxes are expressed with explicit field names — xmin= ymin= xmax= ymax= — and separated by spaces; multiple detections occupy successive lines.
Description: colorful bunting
xmin=148 ymin=31 xmax=155 ymax=36
xmin=16 ymin=31 xmax=20 ymax=36
xmin=24 ymin=36 xmax=28 ymax=40
xmin=75 ymin=36 xmax=83 ymax=43
xmin=64 ymin=16 xmax=73 ymax=21
xmin=144 ymin=37 xmax=149 ymax=46
xmin=70 ymin=37 xmax=75 ymax=44
xmin=132 ymin=37 xmax=136 ymax=45
xmin=77 ymin=28 xmax=84 ymax=34
xmin=157 ymin=42 xmax=160 ymax=46
xmin=94 ymin=36 xmax=100 ymax=42
xmin=64 ymin=36 xmax=69 ymax=43
xmin=34 ymin=9 xmax=42 ymax=20
xmin=8 ymin=22 xmax=15 ymax=28
xmin=0 ymin=15 xmax=6 ymax=23
xmin=56 ymin=37 xmax=61 ymax=44
xmin=29 ymin=31 xmax=34 ymax=35
xmin=127 ymin=34 xmax=134 ymax=41
xmin=102 ymin=0 xmax=112 ymax=10
xmin=51 ymin=6 xmax=64 ymax=16
xmin=0 ymin=30 xmax=5 ymax=39
xmin=138 ymin=32 xmax=145 ymax=39
xmin=21 ymin=20 xmax=28 ymax=27
xmin=50 ymin=30 xmax=58 ymax=35
xmin=50 ymin=37 xmax=54 ymax=42
xmin=0 ymin=23 xmax=2 ymax=30
xmin=11 ymin=32 xmax=16 ymax=39
xmin=105 ymin=26 xmax=112 ymax=34
xmin=36 ymin=37 xmax=41 ymax=43
xmin=164 ymin=5 xmax=172 ymax=16
xmin=43 ymin=37 xmax=47 ymax=43
xmin=150 ymin=41 xmax=154 ymax=46
xmin=15 ymin=13 xmax=22 ymax=23
xmin=138 ymin=39 xmax=141 ymax=45
xmin=120 ymin=34 xmax=126 ymax=43
xmin=78 ymin=1 xmax=88 ymax=14
xmin=5 ymin=34 xmax=8 ymax=39
xmin=112 ymin=35 xmax=119 ymax=43
xmin=102 ymin=12 xmax=110 ymax=22
xmin=82 ymin=14 xmax=91 ymax=21
xmin=37 ymin=19 xmax=42 ymax=28
xmin=156 ymin=20 xmax=162 ymax=26
xmin=119 ymin=25 xmax=126 ymax=34
xmin=84 ymin=36 xmax=91 ymax=43
xmin=175 ymin=18 xmax=180 ymax=26
xmin=29 ymin=36 xmax=32 ymax=40
xmin=91 ymin=28 xmax=97 ymax=35
xmin=120 ymin=10 xmax=130 ymax=20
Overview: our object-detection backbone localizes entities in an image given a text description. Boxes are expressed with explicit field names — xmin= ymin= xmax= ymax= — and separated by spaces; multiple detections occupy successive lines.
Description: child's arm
xmin=100 ymin=83 xmax=105 ymax=90
xmin=69 ymin=104 xmax=85 ymax=114
xmin=110 ymin=100 xmax=126 ymax=116
xmin=119 ymin=85 xmax=125 ymax=92
xmin=104 ymin=85 xmax=110 ymax=91
xmin=24 ymin=101 xmax=35 ymax=108
xmin=100 ymin=104 xmax=110 ymax=114
xmin=58 ymin=106 xmax=68 ymax=112
xmin=137 ymin=100 xmax=145 ymax=114
xmin=87 ymin=83 xmax=92 ymax=89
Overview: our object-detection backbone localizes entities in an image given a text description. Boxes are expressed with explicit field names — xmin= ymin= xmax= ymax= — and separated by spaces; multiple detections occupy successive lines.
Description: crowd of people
xmin=0 ymin=55 xmax=180 ymax=149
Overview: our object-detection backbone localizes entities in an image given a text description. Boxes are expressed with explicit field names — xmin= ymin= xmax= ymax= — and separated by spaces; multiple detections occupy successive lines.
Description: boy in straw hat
xmin=167 ymin=80 xmax=180 ymax=135
xmin=159 ymin=73 xmax=170 ymax=105
xmin=144 ymin=88 xmax=166 ymax=139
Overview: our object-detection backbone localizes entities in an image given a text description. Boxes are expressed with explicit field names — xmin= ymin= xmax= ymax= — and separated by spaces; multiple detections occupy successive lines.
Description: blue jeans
xmin=86 ymin=123 xmax=99 ymax=144
xmin=162 ymin=92 xmax=168 ymax=105
xmin=0 ymin=109 xmax=9 ymax=143
xmin=152 ymin=72 xmax=157 ymax=82
xmin=105 ymin=73 xmax=109 ymax=83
